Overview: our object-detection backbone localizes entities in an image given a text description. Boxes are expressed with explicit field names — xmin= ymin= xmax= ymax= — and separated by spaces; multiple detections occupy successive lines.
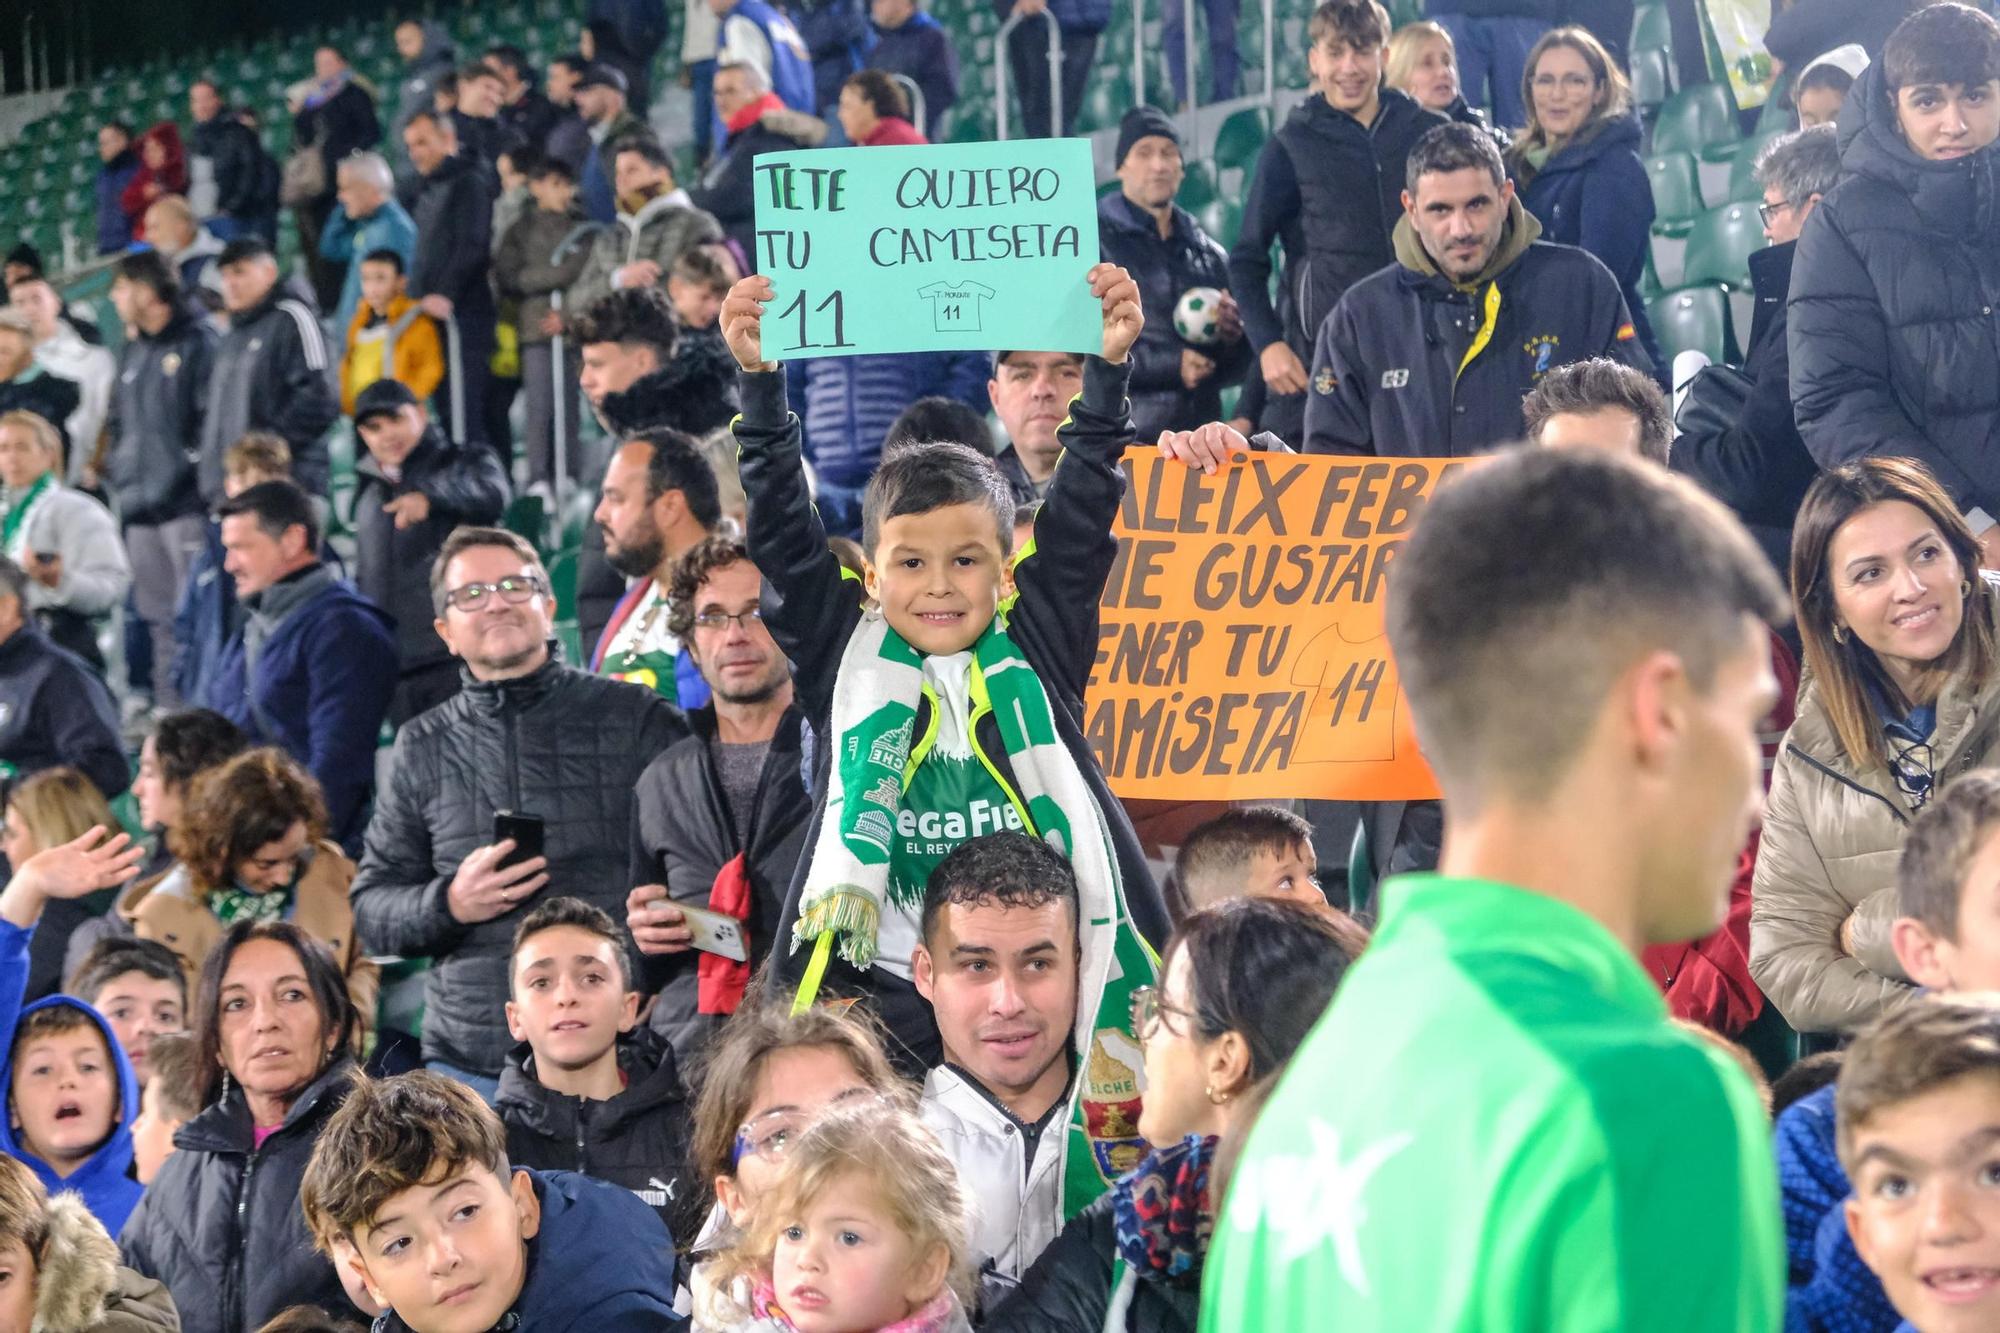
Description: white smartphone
xmin=676 ymin=902 xmax=750 ymax=962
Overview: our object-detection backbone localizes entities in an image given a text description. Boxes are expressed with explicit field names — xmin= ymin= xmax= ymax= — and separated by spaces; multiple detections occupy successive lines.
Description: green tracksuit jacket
xmin=1201 ymin=875 xmax=1784 ymax=1331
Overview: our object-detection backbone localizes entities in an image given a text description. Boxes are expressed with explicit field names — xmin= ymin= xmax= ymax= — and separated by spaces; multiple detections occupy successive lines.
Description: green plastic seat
xmin=1211 ymin=106 xmax=1272 ymax=175
xmin=1648 ymin=284 xmax=1734 ymax=366
xmin=1630 ymin=47 xmax=1673 ymax=112
xmin=1177 ymin=159 xmax=1219 ymax=212
xmin=1076 ymin=80 xmax=1122 ymax=134
xmin=1652 ymin=82 xmax=1738 ymax=156
xmin=1726 ymin=131 xmax=1785 ymax=202
xmin=1645 ymin=152 xmax=1703 ymax=236
xmin=1681 ymin=201 xmax=1763 ymax=289
xmin=1194 ymin=197 xmax=1242 ymax=248
xmin=1631 ymin=3 xmax=1675 ymax=65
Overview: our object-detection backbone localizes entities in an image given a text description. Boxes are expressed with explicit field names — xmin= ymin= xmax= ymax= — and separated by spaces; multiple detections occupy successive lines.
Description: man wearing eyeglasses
xmin=204 ymin=478 xmax=396 ymax=855
xmin=352 ymin=525 xmax=688 ymax=1102
xmin=626 ymin=535 xmax=810 ymax=1067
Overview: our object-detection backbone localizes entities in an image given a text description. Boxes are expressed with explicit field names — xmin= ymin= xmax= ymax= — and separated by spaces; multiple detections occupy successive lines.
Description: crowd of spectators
xmin=0 ymin=0 xmax=1991 ymax=1329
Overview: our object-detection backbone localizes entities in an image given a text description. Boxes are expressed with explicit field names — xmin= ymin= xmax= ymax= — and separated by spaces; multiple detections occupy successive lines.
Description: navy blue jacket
xmin=204 ymin=569 xmax=396 ymax=849
xmin=171 ymin=521 xmax=234 ymax=708
xmin=797 ymin=0 xmax=875 ymax=113
xmin=0 ymin=621 xmax=128 ymax=801
xmin=867 ymin=10 xmax=960 ymax=139
xmin=1776 ymin=1084 xmax=1900 ymax=1332
xmin=802 ymin=350 xmax=990 ymax=488
xmin=1097 ymin=191 xmax=1250 ymax=444
xmin=1511 ymin=114 xmax=1664 ymax=376
xmin=95 ymin=151 xmax=139 ymax=255
xmin=371 ymin=1170 xmax=683 ymax=1332
xmin=1789 ymin=60 xmax=2000 ymax=521
xmin=0 ymin=918 xmax=142 ymax=1237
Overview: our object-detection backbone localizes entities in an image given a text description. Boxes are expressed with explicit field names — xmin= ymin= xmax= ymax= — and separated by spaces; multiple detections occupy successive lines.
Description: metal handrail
xmin=994 ymin=9 xmax=1062 ymax=140
xmin=887 ymin=72 xmax=926 ymax=138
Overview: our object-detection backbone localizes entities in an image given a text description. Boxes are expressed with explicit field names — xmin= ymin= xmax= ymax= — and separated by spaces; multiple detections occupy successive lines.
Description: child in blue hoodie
xmin=302 ymin=1069 xmax=683 ymax=1332
xmin=0 ymin=824 xmax=147 ymax=1238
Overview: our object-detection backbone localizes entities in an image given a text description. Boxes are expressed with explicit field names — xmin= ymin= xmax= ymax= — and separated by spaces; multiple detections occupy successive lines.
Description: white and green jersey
xmin=1202 ymin=875 xmax=1784 ymax=1332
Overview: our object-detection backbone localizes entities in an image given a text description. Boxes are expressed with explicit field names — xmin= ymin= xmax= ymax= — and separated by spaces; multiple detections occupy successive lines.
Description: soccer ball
xmin=1173 ymin=287 xmax=1224 ymax=347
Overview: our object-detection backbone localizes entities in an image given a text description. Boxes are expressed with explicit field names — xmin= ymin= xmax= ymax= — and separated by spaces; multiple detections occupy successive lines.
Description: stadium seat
xmin=1725 ymin=131 xmax=1785 ymax=203
xmin=1650 ymin=82 xmax=1737 ymax=156
xmin=1630 ymin=4 xmax=1675 ymax=72
xmin=1630 ymin=48 xmax=1673 ymax=113
xmin=1077 ymin=80 xmax=1122 ymax=134
xmin=1648 ymin=284 xmax=1735 ymax=366
xmin=1211 ymin=106 xmax=1271 ymax=176
xmin=1195 ymin=197 xmax=1242 ymax=248
xmin=1178 ymin=159 xmax=1220 ymax=212
xmin=1645 ymin=152 xmax=1703 ymax=237
xmin=1681 ymin=202 xmax=1762 ymax=290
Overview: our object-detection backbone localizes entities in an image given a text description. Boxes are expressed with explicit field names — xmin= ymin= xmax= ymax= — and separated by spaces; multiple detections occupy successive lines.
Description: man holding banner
xmin=1200 ymin=448 xmax=1786 ymax=1330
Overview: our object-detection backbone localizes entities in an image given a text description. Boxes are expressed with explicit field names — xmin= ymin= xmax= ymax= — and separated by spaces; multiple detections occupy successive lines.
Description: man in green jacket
xmin=1202 ymin=448 xmax=1788 ymax=1330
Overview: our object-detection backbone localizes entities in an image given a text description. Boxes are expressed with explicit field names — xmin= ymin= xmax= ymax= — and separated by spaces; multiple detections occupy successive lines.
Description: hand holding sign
xmin=1158 ymin=422 xmax=1254 ymax=475
xmin=722 ymin=275 xmax=779 ymax=374
xmin=1091 ymin=262 xmax=1144 ymax=366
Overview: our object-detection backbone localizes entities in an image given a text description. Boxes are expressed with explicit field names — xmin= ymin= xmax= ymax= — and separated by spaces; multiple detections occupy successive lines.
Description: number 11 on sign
xmin=779 ymin=290 xmax=854 ymax=352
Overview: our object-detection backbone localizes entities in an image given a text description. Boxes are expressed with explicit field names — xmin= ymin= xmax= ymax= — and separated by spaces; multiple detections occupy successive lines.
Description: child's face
xmin=1895 ymin=825 xmax=2000 ymax=994
xmin=0 ymin=1236 xmax=35 ymax=1333
xmin=1245 ymin=840 xmax=1325 ymax=909
xmin=503 ymin=925 xmax=637 ymax=1074
xmin=667 ymin=275 xmax=723 ymax=330
xmin=723 ymin=1047 xmax=874 ymax=1226
xmin=1846 ymin=1072 xmax=2000 ymax=1333
xmin=9 ymin=1022 xmax=118 ymax=1171
xmin=771 ymin=1172 xmax=947 ymax=1333
xmin=351 ymin=1166 xmax=541 ymax=1333
xmin=131 ymin=1078 xmax=182 ymax=1185
xmin=360 ymin=262 xmax=402 ymax=312
xmin=90 ymin=969 xmax=184 ymax=1089
xmin=528 ymin=173 xmax=575 ymax=214
xmin=866 ymin=503 xmax=1013 ymax=656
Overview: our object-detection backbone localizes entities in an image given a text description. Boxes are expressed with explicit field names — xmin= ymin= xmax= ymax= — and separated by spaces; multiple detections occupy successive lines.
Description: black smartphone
xmin=492 ymin=810 xmax=545 ymax=871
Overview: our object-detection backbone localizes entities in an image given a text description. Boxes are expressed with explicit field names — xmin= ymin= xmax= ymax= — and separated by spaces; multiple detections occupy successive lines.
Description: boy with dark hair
xmin=129 ymin=1031 xmax=198 ymax=1185
xmin=1522 ymin=357 xmax=1673 ymax=465
xmin=666 ymin=247 xmax=731 ymax=331
xmin=1170 ymin=806 xmax=1323 ymax=919
xmin=339 ymin=247 xmax=444 ymax=418
xmin=65 ymin=937 xmax=185 ymax=1090
xmin=0 ymin=825 xmax=147 ymax=1235
xmin=1204 ymin=447 xmax=1787 ymax=1327
xmin=495 ymin=896 xmax=696 ymax=1244
xmin=722 ymin=264 xmax=1171 ymax=1062
xmin=302 ymin=1070 xmax=679 ymax=1332
xmin=1839 ymin=997 xmax=2000 ymax=1333
xmin=1226 ymin=0 xmax=1445 ymax=444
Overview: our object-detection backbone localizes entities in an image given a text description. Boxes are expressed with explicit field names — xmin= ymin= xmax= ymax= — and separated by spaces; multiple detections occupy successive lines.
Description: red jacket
xmin=863 ymin=116 xmax=928 ymax=146
xmin=1641 ymin=630 xmax=1800 ymax=1035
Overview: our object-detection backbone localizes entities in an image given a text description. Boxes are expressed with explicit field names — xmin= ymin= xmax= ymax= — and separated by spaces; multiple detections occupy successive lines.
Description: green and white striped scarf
xmin=794 ymin=608 xmax=1157 ymax=1214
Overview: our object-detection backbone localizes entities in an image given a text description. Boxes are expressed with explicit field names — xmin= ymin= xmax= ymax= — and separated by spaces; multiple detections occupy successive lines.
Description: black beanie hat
xmin=1115 ymin=106 xmax=1182 ymax=167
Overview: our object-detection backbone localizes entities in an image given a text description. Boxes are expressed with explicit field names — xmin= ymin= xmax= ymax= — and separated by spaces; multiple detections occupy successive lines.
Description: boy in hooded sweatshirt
xmin=339 ymin=248 xmax=444 ymax=417
xmin=0 ymin=1155 xmax=177 ymax=1333
xmin=0 ymin=826 xmax=148 ymax=1237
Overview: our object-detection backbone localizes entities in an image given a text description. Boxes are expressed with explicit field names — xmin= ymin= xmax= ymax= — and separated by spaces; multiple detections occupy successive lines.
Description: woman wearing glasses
xmin=687 ymin=999 xmax=909 ymax=1325
xmin=1752 ymin=458 xmax=2000 ymax=1035
xmin=119 ymin=747 xmax=378 ymax=1039
xmin=1503 ymin=27 xmax=1664 ymax=377
xmin=986 ymin=896 xmax=1367 ymax=1333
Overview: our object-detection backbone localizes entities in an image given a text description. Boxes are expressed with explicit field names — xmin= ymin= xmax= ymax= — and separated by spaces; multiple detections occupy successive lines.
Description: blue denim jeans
xmin=1434 ymin=13 xmax=1549 ymax=130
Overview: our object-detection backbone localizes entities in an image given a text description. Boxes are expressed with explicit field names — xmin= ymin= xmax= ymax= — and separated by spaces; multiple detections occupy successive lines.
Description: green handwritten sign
xmin=751 ymin=138 xmax=1101 ymax=360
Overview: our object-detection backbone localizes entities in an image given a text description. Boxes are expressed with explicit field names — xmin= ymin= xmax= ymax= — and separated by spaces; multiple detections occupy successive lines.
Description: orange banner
xmin=1085 ymin=450 xmax=1471 ymax=802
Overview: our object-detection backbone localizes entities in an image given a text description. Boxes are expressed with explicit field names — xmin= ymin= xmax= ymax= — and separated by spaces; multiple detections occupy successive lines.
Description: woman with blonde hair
xmin=0 ymin=409 xmax=130 ymax=669
xmin=1504 ymin=26 xmax=1662 ymax=374
xmin=1385 ymin=21 xmax=1511 ymax=145
xmin=121 ymin=747 xmax=377 ymax=1033
xmin=1751 ymin=458 xmax=2000 ymax=1034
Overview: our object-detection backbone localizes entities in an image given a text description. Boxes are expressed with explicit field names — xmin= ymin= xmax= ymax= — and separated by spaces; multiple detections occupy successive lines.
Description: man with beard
xmin=625 ymin=535 xmax=809 ymax=1065
xmin=568 ymin=287 xmax=737 ymax=651
xmin=352 ymin=526 xmax=685 ymax=1099
xmin=589 ymin=427 xmax=720 ymax=709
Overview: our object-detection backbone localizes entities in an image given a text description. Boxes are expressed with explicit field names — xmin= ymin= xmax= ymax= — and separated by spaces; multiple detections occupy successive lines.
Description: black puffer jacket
xmin=1096 ymin=192 xmax=1250 ymax=445
xmin=198 ymin=283 xmax=336 ymax=502
xmin=629 ymin=707 xmax=812 ymax=1066
xmin=495 ymin=1026 xmax=702 ymax=1247
xmin=1789 ymin=61 xmax=2000 ymax=518
xmin=119 ymin=1058 xmax=357 ymax=1333
xmin=350 ymin=654 xmax=686 ymax=1074
xmin=351 ymin=423 xmax=509 ymax=672
xmin=985 ymin=1194 xmax=1198 ymax=1333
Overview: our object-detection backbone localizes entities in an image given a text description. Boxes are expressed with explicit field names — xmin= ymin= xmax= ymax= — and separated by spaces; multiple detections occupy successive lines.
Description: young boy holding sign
xmin=716 ymin=264 xmax=1172 ymax=1079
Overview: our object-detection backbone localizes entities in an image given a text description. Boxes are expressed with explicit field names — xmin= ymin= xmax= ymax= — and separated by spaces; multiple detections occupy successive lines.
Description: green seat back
xmin=1645 ymin=151 xmax=1703 ymax=225
xmin=1631 ymin=3 xmax=1675 ymax=66
xmin=1194 ymin=197 xmax=1242 ymax=248
xmin=1652 ymin=81 xmax=1738 ymax=156
xmin=1212 ymin=107 xmax=1271 ymax=173
xmin=1682 ymin=201 xmax=1763 ymax=289
xmin=1648 ymin=284 xmax=1732 ymax=365
xmin=1631 ymin=48 xmax=1673 ymax=112
xmin=1177 ymin=159 xmax=1219 ymax=212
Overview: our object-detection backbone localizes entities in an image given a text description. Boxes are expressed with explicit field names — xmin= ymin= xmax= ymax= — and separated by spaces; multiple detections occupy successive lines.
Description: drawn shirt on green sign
xmin=918 ymin=280 xmax=997 ymax=333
